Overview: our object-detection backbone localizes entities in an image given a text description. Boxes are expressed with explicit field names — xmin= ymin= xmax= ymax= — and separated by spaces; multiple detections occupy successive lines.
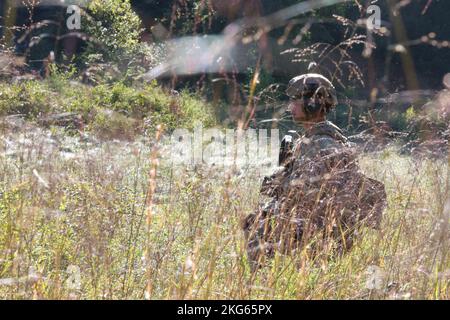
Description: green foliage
xmin=0 ymin=79 xmax=216 ymax=137
xmin=81 ymin=0 xmax=144 ymax=70
xmin=90 ymin=109 xmax=138 ymax=139
xmin=75 ymin=0 xmax=173 ymax=84
xmin=0 ymin=81 xmax=50 ymax=117
xmin=405 ymin=106 xmax=416 ymax=122
xmin=46 ymin=63 xmax=78 ymax=92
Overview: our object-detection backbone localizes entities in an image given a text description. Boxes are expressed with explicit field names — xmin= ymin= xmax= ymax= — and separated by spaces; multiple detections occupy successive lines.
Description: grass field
xmin=0 ymin=118 xmax=448 ymax=300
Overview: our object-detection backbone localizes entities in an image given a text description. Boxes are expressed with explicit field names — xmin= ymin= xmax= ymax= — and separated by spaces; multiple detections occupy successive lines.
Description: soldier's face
xmin=288 ymin=99 xmax=308 ymax=122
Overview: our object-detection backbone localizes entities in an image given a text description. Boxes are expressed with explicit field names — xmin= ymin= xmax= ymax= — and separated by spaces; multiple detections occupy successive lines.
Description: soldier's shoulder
xmin=293 ymin=122 xmax=354 ymax=158
xmin=308 ymin=121 xmax=346 ymax=138
xmin=310 ymin=121 xmax=348 ymax=144
xmin=301 ymin=135 xmax=340 ymax=157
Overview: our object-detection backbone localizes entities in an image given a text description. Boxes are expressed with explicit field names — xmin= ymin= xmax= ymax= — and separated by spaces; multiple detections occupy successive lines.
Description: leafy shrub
xmin=0 ymin=81 xmax=50 ymax=117
xmin=82 ymin=0 xmax=142 ymax=63
xmin=0 ymin=79 xmax=216 ymax=137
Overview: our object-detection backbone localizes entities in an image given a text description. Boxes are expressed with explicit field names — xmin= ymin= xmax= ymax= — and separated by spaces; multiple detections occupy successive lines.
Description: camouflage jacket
xmin=261 ymin=121 xmax=356 ymax=199
xmin=243 ymin=121 xmax=387 ymax=258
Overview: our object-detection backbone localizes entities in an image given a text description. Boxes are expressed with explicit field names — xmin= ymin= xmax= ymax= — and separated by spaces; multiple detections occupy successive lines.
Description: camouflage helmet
xmin=286 ymin=73 xmax=338 ymax=113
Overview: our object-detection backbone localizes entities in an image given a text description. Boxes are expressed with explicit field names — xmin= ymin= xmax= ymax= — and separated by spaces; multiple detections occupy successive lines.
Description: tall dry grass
xmin=0 ymin=119 xmax=448 ymax=299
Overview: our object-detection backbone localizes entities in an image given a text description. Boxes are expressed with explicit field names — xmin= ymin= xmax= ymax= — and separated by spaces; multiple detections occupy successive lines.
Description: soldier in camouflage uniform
xmin=242 ymin=72 xmax=387 ymax=270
